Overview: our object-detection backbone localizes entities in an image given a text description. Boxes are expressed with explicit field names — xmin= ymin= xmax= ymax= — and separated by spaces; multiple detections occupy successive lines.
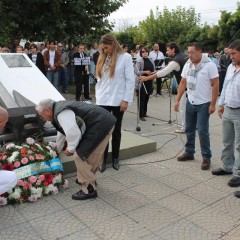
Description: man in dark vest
xmin=139 ymin=42 xmax=188 ymax=132
xmin=36 ymin=99 xmax=116 ymax=200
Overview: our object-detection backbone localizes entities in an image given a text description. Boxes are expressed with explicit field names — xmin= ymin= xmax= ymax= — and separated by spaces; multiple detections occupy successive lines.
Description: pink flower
xmin=28 ymin=195 xmax=38 ymax=202
xmin=27 ymin=150 xmax=33 ymax=155
xmin=0 ymin=196 xmax=7 ymax=205
xmin=29 ymin=176 xmax=37 ymax=183
xmin=35 ymin=154 xmax=44 ymax=160
xmin=2 ymin=155 xmax=7 ymax=160
xmin=21 ymin=157 xmax=28 ymax=165
xmin=22 ymin=181 xmax=32 ymax=189
xmin=38 ymin=175 xmax=45 ymax=181
xmin=48 ymin=142 xmax=56 ymax=148
xmin=14 ymin=161 xmax=21 ymax=168
xmin=18 ymin=179 xmax=24 ymax=186
xmin=29 ymin=155 xmax=35 ymax=161
xmin=52 ymin=187 xmax=59 ymax=195
xmin=26 ymin=137 xmax=35 ymax=145
xmin=36 ymin=180 xmax=42 ymax=186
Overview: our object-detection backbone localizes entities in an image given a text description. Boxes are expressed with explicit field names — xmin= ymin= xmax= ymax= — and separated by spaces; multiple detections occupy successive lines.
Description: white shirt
xmin=182 ymin=61 xmax=219 ymax=105
xmin=49 ymin=50 xmax=55 ymax=70
xmin=218 ymin=64 xmax=240 ymax=108
xmin=156 ymin=61 xmax=180 ymax=78
xmin=56 ymin=109 xmax=85 ymax=153
xmin=149 ymin=50 xmax=165 ymax=68
xmin=96 ymin=52 xmax=135 ymax=106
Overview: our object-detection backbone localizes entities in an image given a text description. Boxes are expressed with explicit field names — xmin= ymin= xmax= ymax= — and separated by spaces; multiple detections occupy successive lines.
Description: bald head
xmin=0 ymin=107 xmax=8 ymax=129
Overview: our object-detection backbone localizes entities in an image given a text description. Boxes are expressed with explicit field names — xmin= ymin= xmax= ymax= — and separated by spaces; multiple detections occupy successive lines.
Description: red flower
xmin=2 ymin=163 xmax=14 ymax=171
xmin=43 ymin=181 xmax=49 ymax=187
xmin=44 ymin=173 xmax=53 ymax=184
xmin=21 ymin=148 xmax=27 ymax=154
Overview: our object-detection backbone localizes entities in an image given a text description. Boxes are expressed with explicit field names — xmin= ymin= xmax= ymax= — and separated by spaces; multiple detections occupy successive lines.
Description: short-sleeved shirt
xmin=182 ymin=61 xmax=219 ymax=105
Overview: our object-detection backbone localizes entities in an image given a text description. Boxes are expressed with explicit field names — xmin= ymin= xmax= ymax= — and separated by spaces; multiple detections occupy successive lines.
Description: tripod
xmin=124 ymin=59 xmax=147 ymax=132
xmin=152 ymin=74 xmax=179 ymax=126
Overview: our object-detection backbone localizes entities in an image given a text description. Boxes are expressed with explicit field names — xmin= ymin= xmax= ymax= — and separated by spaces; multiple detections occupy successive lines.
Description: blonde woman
xmin=95 ymin=34 xmax=135 ymax=172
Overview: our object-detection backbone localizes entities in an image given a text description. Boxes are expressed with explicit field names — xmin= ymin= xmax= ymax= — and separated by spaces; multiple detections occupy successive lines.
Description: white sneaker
xmin=175 ymin=129 xmax=185 ymax=133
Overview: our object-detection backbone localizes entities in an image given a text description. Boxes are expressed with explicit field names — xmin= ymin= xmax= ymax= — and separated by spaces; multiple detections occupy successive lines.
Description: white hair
xmin=35 ymin=98 xmax=55 ymax=113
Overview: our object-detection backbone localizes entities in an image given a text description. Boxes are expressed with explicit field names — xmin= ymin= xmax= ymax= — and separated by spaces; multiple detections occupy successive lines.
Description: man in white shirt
xmin=174 ymin=42 xmax=219 ymax=170
xmin=149 ymin=43 xmax=165 ymax=95
xmin=211 ymin=40 xmax=240 ymax=196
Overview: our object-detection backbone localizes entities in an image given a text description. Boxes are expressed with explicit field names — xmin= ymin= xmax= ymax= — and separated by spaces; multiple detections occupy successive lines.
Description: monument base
xmin=59 ymin=131 xmax=157 ymax=174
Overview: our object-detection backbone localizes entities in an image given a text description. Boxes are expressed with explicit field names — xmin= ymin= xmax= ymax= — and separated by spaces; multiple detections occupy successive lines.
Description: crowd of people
xmin=0 ymin=35 xmax=239 ymax=201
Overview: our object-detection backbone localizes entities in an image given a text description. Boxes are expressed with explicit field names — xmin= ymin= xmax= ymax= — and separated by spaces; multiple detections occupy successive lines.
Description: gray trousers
xmin=221 ymin=107 xmax=240 ymax=176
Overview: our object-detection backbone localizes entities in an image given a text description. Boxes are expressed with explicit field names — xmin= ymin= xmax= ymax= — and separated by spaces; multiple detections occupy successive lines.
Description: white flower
xmin=53 ymin=173 xmax=62 ymax=184
xmin=50 ymin=149 xmax=57 ymax=158
xmin=28 ymin=195 xmax=38 ymax=202
xmin=7 ymin=189 xmax=13 ymax=194
xmin=63 ymin=179 xmax=69 ymax=189
xmin=8 ymin=188 xmax=22 ymax=200
xmin=15 ymin=146 xmax=22 ymax=149
xmin=44 ymin=184 xmax=54 ymax=195
xmin=7 ymin=151 xmax=19 ymax=163
xmin=36 ymin=188 xmax=43 ymax=198
xmin=30 ymin=187 xmax=37 ymax=195
xmin=5 ymin=143 xmax=15 ymax=150
xmin=48 ymin=141 xmax=57 ymax=149
xmin=34 ymin=143 xmax=43 ymax=151
xmin=0 ymin=196 xmax=7 ymax=205
xmin=26 ymin=137 xmax=35 ymax=145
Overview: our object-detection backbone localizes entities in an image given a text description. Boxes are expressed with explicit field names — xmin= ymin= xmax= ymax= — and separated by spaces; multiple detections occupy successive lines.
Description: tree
xmin=0 ymin=0 xmax=128 ymax=46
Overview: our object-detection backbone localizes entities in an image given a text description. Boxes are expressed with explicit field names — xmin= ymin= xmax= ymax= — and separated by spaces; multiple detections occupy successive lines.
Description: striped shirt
xmin=218 ymin=64 xmax=240 ymax=108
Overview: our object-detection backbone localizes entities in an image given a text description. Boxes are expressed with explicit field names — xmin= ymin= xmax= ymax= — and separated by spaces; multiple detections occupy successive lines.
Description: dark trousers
xmin=99 ymin=106 xmax=124 ymax=161
xmin=219 ymin=71 xmax=226 ymax=94
xmin=156 ymin=77 xmax=162 ymax=94
xmin=75 ymin=70 xmax=89 ymax=100
xmin=139 ymin=85 xmax=150 ymax=117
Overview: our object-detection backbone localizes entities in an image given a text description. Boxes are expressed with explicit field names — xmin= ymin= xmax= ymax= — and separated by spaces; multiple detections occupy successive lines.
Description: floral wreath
xmin=0 ymin=137 xmax=68 ymax=205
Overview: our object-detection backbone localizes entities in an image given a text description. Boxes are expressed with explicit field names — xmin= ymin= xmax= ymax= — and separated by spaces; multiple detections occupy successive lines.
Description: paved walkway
xmin=1 ymin=91 xmax=240 ymax=240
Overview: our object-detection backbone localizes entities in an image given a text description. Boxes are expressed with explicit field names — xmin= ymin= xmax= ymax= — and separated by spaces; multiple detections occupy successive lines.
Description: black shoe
xmin=72 ymin=184 xmax=98 ymax=200
xmin=112 ymin=158 xmax=119 ymax=170
xmin=212 ymin=168 xmax=232 ymax=176
xmin=140 ymin=117 xmax=146 ymax=121
xmin=228 ymin=176 xmax=240 ymax=187
xmin=99 ymin=163 xmax=106 ymax=173
xmin=177 ymin=153 xmax=194 ymax=161
xmin=85 ymin=97 xmax=92 ymax=100
xmin=234 ymin=191 xmax=240 ymax=198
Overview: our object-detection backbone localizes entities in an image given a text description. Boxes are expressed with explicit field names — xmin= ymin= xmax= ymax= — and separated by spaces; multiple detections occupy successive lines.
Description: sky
xmin=108 ymin=0 xmax=239 ymax=30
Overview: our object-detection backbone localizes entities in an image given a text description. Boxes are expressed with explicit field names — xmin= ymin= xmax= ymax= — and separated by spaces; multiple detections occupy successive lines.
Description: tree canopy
xmin=0 ymin=0 xmax=127 ymax=45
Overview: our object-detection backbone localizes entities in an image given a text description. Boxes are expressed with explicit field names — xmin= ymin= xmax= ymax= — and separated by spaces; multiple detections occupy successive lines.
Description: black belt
xmin=227 ymin=106 xmax=240 ymax=110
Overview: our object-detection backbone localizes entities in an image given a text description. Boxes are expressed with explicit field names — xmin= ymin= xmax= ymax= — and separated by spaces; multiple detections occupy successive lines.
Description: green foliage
xmin=0 ymin=0 xmax=127 ymax=46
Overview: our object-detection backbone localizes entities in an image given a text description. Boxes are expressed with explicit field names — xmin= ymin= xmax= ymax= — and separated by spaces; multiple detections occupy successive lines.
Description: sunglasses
xmin=58 ymin=46 xmax=63 ymax=47
xmin=141 ymin=50 xmax=147 ymax=53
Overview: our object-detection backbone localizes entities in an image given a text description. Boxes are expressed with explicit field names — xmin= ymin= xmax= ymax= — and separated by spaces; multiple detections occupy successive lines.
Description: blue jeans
xmin=46 ymin=70 xmax=58 ymax=89
xmin=58 ymin=67 xmax=68 ymax=92
xmin=221 ymin=107 xmax=240 ymax=176
xmin=185 ymin=100 xmax=212 ymax=159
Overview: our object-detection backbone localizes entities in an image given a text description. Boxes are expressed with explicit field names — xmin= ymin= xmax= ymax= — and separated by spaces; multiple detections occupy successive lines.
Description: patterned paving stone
xmin=90 ymin=215 xmax=152 ymax=240
xmin=0 ymin=222 xmax=42 ymax=240
xmin=17 ymin=197 xmax=64 ymax=220
xmin=128 ymin=162 xmax=174 ymax=179
xmin=156 ymin=192 xmax=207 ymax=218
xmin=185 ymin=207 xmax=237 ymax=236
xmin=98 ymin=188 xmax=149 ymax=213
xmin=129 ymin=179 xmax=176 ymax=201
xmin=68 ymin=199 xmax=121 ymax=227
xmin=59 ymin=228 xmax=100 ymax=240
xmin=127 ymin=202 xmax=181 ymax=232
xmin=160 ymin=172 xmax=202 ymax=191
xmin=29 ymin=209 xmax=86 ymax=239
xmin=0 ymin=205 xmax=25 ymax=231
xmin=183 ymin=182 xmax=229 ymax=205
xmin=220 ymin=224 xmax=240 ymax=240
xmin=157 ymin=219 xmax=219 ymax=240
xmin=96 ymin=177 xmax=128 ymax=193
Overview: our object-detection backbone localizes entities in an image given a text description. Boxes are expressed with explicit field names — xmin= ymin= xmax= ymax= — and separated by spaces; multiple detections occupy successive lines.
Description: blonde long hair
xmin=96 ymin=34 xmax=124 ymax=78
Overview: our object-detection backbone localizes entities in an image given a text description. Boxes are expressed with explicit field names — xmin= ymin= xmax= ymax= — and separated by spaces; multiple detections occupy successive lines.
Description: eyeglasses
xmin=141 ymin=51 xmax=146 ymax=53
xmin=58 ymin=46 xmax=63 ymax=47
